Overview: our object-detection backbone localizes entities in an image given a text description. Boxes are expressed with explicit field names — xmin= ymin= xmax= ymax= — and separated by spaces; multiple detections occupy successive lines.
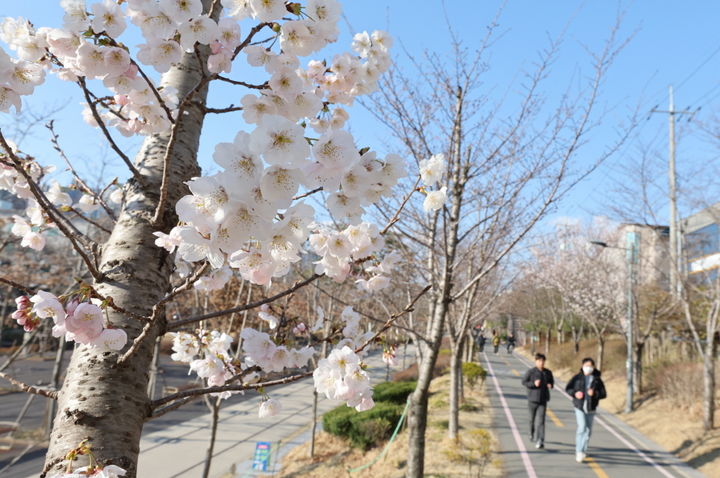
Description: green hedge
xmin=372 ymin=380 xmax=416 ymax=404
xmin=462 ymin=362 xmax=487 ymax=388
xmin=322 ymin=380 xmax=416 ymax=449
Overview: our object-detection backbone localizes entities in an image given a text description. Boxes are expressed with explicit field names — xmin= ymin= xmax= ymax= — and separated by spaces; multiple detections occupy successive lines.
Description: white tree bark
xmin=43 ymin=3 xmax=216 ymax=474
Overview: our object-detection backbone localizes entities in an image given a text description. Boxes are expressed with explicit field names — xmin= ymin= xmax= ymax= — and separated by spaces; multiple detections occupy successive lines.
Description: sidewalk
xmin=137 ymin=350 xmax=397 ymax=478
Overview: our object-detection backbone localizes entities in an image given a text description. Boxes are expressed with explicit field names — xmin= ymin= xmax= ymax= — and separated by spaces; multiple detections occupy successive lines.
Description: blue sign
xmin=252 ymin=441 xmax=272 ymax=471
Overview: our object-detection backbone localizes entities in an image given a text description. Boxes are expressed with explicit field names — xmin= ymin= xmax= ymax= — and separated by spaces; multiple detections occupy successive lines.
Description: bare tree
xmin=362 ymin=13 xmax=632 ymax=476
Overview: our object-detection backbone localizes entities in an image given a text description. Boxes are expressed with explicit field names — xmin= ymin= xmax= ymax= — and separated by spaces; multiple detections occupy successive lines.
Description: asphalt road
xmin=0 ymin=348 xmax=397 ymax=478
xmin=0 ymin=351 xmax=212 ymax=477
xmin=482 ymin=350 xmax=706 ymax=478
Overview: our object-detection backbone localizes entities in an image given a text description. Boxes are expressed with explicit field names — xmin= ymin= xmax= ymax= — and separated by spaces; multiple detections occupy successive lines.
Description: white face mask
xmin=582 ymin=366 xmax=594 ymax=375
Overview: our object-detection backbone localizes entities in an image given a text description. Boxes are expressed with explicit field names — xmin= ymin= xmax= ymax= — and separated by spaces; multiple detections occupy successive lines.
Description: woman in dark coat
xmin=565 ymin=357 xmax=606 ymax=463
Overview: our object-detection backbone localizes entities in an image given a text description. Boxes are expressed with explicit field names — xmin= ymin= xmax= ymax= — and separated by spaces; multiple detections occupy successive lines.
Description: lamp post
xmin=590 ymin=231 xmax=640 ymax=413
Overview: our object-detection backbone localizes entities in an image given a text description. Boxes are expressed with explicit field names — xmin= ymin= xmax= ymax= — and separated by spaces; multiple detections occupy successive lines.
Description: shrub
xmin=462 ymin=362 xmax=487 ymax=388
xmin=460 ymin=403 xmax=480 ymax=412
xmin=373 ymin=380 xmax=416 ymax=404
xmin=354 ymin=418 xmax=392 ymax=449
xmin=323 ymin=405 xmax=356 ymax=437
xmin=654 ymin=362 xmax=703 ymax=411
xmin=323 ymin=401 xmax=404 ymax=449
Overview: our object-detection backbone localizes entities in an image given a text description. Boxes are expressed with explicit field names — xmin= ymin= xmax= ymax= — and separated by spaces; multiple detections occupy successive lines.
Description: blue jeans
xmin=574 ymin=408 xmax=595 ymax=453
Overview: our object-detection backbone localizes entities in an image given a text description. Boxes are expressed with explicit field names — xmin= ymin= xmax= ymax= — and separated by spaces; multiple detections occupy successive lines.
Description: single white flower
xmin=90 ymin=328 xmax=128 ymax=351
xmin=250 ymin=115 xmax=309 ymax=167
xmin=258 ymin=397 xmax=282 ymax=418
xmin=178 ymin=15 xmax=220 ymax=51
xmin=419 ymin=153 xmax=445 ymax=187
xmin=91 ymin=0 xmax=127 ymax=38
xmin=423 ymin=186 xmax=447 ymax=213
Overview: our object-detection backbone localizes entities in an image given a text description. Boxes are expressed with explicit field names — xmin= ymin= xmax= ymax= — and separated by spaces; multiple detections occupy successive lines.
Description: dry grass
xmin=279 ymin=373 xmax=502 ymax=478
xmin=518 ymin=342 xmax=720 ymax=478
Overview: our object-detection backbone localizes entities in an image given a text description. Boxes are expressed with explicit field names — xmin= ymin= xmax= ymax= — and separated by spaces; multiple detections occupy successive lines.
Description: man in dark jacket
xmin=565 ymin=357 xmax=607 ymax=463
xmin=521 ymin=353 xmax=554 ymax=449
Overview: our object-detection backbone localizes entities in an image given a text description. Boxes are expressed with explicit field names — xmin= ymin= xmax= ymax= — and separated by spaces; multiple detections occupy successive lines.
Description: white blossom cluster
xmin=0 ymin=0 xmax=405 ymax=417
xmin=419 ymin=153 xmax=447 ymax=213
xmin=13 ymin=290 xmax=128 ymax=351
xmin=241 ymin=327 xmax=315 ymax=372
xmin=0 ymin=141 xmax=122 ymax=251
xmin=170 ymin=329 xmax=240 ymax=398
xmin=309 ymin=222 xmax=385 ymax=282
xmin=313 ymin=345 xmax=373 ymax=411
xmin=49 ymin=464 xmax=127 ymax=478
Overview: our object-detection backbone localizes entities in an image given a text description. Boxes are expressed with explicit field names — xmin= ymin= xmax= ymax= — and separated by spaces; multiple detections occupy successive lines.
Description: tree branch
xmin=77 ymin=77 xmax=143 ymax=183
xmin=0 ymin=371 xmax=58 ymax=399
xmin=167 ymin=273 xmax=323 ymax=330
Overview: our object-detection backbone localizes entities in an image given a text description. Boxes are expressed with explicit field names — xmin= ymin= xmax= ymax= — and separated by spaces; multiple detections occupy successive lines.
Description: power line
xmin=643 ymin=43 xmax=720 ymax=114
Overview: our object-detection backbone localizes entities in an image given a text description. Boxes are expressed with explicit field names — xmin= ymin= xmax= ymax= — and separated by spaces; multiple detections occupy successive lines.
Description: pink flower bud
xmin=114 ymin=94 xmax=129 ymax=106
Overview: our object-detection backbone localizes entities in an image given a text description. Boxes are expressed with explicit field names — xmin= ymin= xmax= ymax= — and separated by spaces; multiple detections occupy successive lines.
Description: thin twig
xmin=0 ymin=132 xmax=104 ymax=281
xmin=77 ymin=78 xmax=143 ymax=183
xmin=150 ymin=370 xmax=312 ymax=409
xmin=157 ymin=262 xmax=210 ymax=307
xmin=0 ymin=277 xmax=35 ymax=295
xmin=0 ymin=371 xmax=58 ymax=399
xmin=47 ymin=120 xmax=117 ymax=221
xmin=116 ymin=320 xmax=154 ymax=365
xmin=0 ymin=329 xmax=40 ymax=373
xmin=354 ymin=284 xmax=432 ymax=354
xmin=216 ymin=76 xmax=268 ymax=89
xmin=292 ymin=187 xmax=323 ymax=202
xmin=66 ymin=206 xmax=112 ymax=234
xmin=381 ymin=177 xmax=420 ymax=235
xmin=202 ymin=105 xmax=244 ymax=114
xmin=81 ymin=281 xmax=148 ymax=321
xmin=148 ymin=396 xmax=199 ymax=420
xmin=131 ymin=59 xmax=175 ymax=124
xmin=167 ymin=273 xmax=323 ymax=330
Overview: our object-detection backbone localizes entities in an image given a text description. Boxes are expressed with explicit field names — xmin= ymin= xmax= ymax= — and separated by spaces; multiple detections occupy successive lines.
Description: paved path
xmin=482 ymin=351 xmax=706 ymax=478
xmin=136 ymin=350 xmax=393 ymax=478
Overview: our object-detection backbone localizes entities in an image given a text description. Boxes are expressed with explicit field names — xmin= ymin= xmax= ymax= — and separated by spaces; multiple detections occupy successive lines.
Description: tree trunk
xmin=702 ymin=340 xmax=716 ymax=431
xmin=571 ymin=326 xmax=580 ymax=354
xmin=544 ymin=328 xmax=550 ymax=355
xmin=634 ymin=341 xmax=644 ymax=395
xmin=201 ymin=398 xmax=222 ymax=478
xmin=407 ymin=300 xmax=447 ymax=478
xmin=448 ymin=335 xmax=464 ymax=440
xmin=42 ymin=4 xmax=216 ymax=474
xmin=597 ymin=336 xmax=605 ymax=372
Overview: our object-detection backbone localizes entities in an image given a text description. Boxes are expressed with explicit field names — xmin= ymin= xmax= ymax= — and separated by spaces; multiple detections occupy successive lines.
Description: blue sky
xmin=1 ymin=1 xmax=719 ymax=226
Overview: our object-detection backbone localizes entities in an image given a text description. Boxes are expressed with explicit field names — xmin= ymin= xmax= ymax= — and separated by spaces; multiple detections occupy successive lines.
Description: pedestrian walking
xmin=491 ymin=332 xmax=501 ymax=354
xmin=565 ymin=357 xmax=607 ymax=463
xmin=478 ymin=334 xmax=486 ymax=353
xmin=521 ymin=353 xmax=554 ymax=449
xmin=471 ymin=325 xmax=486 ymax=354
xmin=506 ymin=333 xmax=516 ymax=353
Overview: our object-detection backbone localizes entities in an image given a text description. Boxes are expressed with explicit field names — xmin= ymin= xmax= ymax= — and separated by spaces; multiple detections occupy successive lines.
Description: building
xmin=682 ymin=204 xmax=720 ymax=278
xmin=610 ymin=223 xmax=671 ymax=289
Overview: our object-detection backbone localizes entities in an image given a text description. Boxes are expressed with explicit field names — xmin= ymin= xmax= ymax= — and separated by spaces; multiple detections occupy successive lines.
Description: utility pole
xmin=625 ymin=231 xmax=639 ymax=413
xmin=652 ymin=86 xmax=693 ymax=295
xmin=668 ymin=86 xmax=679 ymax=295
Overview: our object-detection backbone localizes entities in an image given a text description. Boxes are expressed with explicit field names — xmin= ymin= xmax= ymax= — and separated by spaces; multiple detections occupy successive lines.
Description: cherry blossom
xmin=419 ymin=153 xmax=445 ymax=187
xmin=258 ymin=397 xmax=282 ymax=418
xmin=423 ymin=186 xmax=447 ymax=213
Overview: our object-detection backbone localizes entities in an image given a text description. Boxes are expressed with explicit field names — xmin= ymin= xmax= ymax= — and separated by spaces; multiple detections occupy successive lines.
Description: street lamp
xmin=590 ymin=231 xmax=640 ymax=414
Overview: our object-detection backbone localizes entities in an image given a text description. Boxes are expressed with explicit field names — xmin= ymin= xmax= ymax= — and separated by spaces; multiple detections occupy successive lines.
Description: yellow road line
xmin=547 ymin=408 xmax=564 ymax=427
xmin=510 ymin=369 xmax=520 ymax=377
xmin=586 ymin=457 xmax=610 ymax=478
